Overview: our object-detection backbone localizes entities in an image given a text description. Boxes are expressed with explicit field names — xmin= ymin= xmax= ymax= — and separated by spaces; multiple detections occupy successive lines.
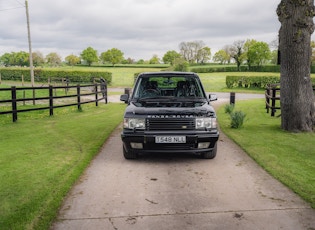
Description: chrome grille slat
xmin=147 ymin=118 xmax=195 ymax=130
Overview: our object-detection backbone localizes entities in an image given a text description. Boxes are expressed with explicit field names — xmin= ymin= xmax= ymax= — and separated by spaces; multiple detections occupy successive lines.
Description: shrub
xmin=224 ymin=104 xmax=235 ymax=114
xmin=230 ymin=111 xmax=246 ymax=129
xmin=174 ymin=58 xmax=189 ymax=72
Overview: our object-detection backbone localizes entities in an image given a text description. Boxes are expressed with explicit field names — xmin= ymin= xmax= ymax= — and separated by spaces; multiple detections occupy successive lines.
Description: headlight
xmin=196 ymin=117 xmax=217 ymax=129
xmin=124 ymin=118 xmax=145 ymax=129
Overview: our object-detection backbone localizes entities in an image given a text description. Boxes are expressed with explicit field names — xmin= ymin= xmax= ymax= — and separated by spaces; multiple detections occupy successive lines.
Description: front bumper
xmin=121 ymin=130 xmax=219 ymax=154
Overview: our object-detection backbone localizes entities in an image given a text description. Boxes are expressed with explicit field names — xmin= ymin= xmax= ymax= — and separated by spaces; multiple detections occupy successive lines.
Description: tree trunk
xmin=277 ymin=0 xmax=315 ymax=132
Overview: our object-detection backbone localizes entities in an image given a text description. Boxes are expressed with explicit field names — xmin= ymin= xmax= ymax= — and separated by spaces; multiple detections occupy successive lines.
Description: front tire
xmin=123 ymin=145 xmax=138 ymax=159
xmin=201 ymin=142 xmax=217 ymax=159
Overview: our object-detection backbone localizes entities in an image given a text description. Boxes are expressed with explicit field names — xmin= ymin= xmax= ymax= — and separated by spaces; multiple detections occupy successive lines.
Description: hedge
xmin=191 ymin=66 xmax=244 ymax=73
xmin=0 ymin=67 xmax=112 ymax=84
xmin=191 ymin=65 xmax=283 ymax=73
xmin=226 ymin=75 xmax=315 ymax=89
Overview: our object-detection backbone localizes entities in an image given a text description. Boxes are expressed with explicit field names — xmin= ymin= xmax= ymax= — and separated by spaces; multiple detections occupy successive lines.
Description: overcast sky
xmin=0 ymin=0 xmax=282 ymax=61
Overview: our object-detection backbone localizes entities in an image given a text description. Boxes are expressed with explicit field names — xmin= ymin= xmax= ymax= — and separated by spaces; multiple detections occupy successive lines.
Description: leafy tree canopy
xmin=163 ymin=50 xmax=181 ymax=65
xmin=65 ymin=54 xmax=81 ymax=66
xmin=81 ymin=47 xmax=98 ymax=66
xmin=149 ymin=55 xmax=160 ymax=64
xmin=213 ymin=50 xmax=230 ymax=64
xmin=46 ymin=52 xmax=62 ymax=67
xmin=100 ymin=48 xmax=124 ymax=65
xmin=244 ymin=39 xmax=271 ymax=68
xmin=0 ymin=51 xmax=29 ymax=66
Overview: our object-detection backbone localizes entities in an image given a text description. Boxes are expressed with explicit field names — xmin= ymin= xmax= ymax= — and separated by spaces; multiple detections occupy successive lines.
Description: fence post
xmin=265 ymin=85 xmax=269 ymax=113
xmin=77 ymin=84 xmax=81 ymax=111
xmin=49 ymin=85 xmax=54 ymax=116
xmin=271 ymin=88 xmax=276 ymax=117
xmin=32 ymin=88 xmax=35 ymax=106
xmin=95 ymin=84 xmax=99 ymax=107
xmin=0 ymin=73 xmax=2 ymax=85
xmin=230 ymin=92 xmax=235 ymax=105
xmin=100 ymin=78 xmax=107 ymax=104
xmin=66 ymin=77 xmax=69 ymax=95
xmin=11 ymin=86 xmax=18 ymax=122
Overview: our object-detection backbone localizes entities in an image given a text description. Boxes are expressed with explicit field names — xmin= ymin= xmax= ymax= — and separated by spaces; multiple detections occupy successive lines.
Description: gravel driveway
xmin=51 ymin=93 xmax=315 ymax=230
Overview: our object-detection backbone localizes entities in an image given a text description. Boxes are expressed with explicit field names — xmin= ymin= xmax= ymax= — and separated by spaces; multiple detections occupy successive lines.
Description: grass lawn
xmin=0 ymin=103 xmax=125 ymax=230
xmin=216 ymin=99 xmax=315 ymax=208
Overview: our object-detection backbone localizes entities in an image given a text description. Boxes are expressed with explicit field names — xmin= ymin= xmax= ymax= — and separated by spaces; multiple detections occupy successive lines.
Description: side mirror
xmin=209 ymin=94 xmax=218 ymax=102
xmin=120 ymin=94 xmax=129 ymax=103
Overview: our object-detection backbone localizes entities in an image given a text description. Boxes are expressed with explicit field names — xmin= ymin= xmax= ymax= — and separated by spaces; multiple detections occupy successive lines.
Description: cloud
xmin=0 ymin=0 xmax=282 ymax=60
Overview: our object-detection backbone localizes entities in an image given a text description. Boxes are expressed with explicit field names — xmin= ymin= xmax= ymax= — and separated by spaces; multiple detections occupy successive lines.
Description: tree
xmin=222 ymin=45 xmax=233 ymax=64
xmin=15 ymin=51 xmax=29 ymax=66
xmin=250 ymin=41 xmax=271 ymax=66
xmin=243 ymin=39 xmax=257 ymax=69
xmin=179 ymin=40 xmax=207 ymax=64
xmin=81 ymin=47 xmax=98 ymax=66
xmin=137 ymin=59 xmax=145 ymax=64
xmin=149 ymin=55 xmax=160 ymax=64
xmin=46 ymin=52 xmax=62 ymax=67
xmin=213 ymin=49 xmax=230 ymax=64
xmin=269 ymin=38 xmax=279 ymax=50
xmin=163 ymin=50 xmax=181 ymax=65
xmin=123 ymin=57 xmax=135 ymax=64
xmin=100 ymin=48 xmax=124 ymax=66
xmin=0 ymin=53 xmax=13 ymax=66
xmin=244 ymin=40 xmax=271 ymax=68
xmin=230 ymin=40 xmax=246 ymax=71
xmin=65 ymin=54 xmax=81 ymax=66
xmin=196 ymin=46 xmax=211 ymax=64
xmin=0 ymin=51 xmax=29 ymax=66
xmin=270 ymin=50 xmax=279 ymax=65
xmin=32 ymin=51 xmax=45 ymax=67
xmin=277 ymin=0 xmax=315 ymax=132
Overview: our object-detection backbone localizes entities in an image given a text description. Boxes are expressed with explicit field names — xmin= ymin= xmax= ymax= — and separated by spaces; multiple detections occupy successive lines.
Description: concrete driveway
xmin=51 ymin=95 xmax=315 ymax=230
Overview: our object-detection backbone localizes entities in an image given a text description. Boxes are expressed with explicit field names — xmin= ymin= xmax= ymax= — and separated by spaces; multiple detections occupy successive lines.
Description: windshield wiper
xmin=138 ymin=96 xmax=174 ymax=101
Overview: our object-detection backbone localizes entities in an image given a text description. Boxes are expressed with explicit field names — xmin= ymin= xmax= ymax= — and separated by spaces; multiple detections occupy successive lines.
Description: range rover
xmin=120 ymin=72 xmax=219 ymax=159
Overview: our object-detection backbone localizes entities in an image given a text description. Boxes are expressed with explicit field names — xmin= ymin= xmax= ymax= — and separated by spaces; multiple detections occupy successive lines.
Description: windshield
xmin=133 ymin=74 xmax=206 ymax=99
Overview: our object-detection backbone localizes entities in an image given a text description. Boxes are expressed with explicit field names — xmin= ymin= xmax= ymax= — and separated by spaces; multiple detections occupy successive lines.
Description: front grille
xmin=147 ymin=118 xmax=195 ymax=130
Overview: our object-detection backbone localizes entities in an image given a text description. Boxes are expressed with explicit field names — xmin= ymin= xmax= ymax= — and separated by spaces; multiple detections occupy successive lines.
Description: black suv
xmin=120 ymin=72 xmax=219 ymax=159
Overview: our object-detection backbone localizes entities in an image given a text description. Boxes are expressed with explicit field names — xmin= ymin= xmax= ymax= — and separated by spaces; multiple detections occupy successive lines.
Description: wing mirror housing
xmin=209 ymin=94 xmax=218 ymax=102
xmin=120 ymin=94 xmax=129 ymax=103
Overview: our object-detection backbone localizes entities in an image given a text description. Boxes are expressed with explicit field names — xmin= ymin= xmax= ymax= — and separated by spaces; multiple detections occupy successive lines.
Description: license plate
xmin=155 ymin=136 xmax=186 ymax=143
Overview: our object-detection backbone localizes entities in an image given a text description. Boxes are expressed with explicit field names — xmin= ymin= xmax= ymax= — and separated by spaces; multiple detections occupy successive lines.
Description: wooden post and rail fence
xmin=265 ymin=83 xmax=315 ymax=117
xmin=0 ymin=80 xmax=107 ymax=122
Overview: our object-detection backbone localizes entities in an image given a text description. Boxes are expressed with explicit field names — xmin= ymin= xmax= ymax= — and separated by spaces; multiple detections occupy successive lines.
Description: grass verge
xmin=0 ymin=103 xmax=125 ymax=230
xmin=216 ymin=99 xmax=315 ymax=208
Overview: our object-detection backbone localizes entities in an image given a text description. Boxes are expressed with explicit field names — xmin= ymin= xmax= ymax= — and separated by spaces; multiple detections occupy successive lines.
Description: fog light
xmin=130 ymin=142 xmax=143 ymax=149
xmin=198 ymin=142 xmax=210 ymax=149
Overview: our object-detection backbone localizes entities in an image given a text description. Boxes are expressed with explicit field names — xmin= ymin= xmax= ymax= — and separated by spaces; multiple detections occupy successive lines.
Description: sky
xmin=0 ymin=0 xmax=281 ymax=61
